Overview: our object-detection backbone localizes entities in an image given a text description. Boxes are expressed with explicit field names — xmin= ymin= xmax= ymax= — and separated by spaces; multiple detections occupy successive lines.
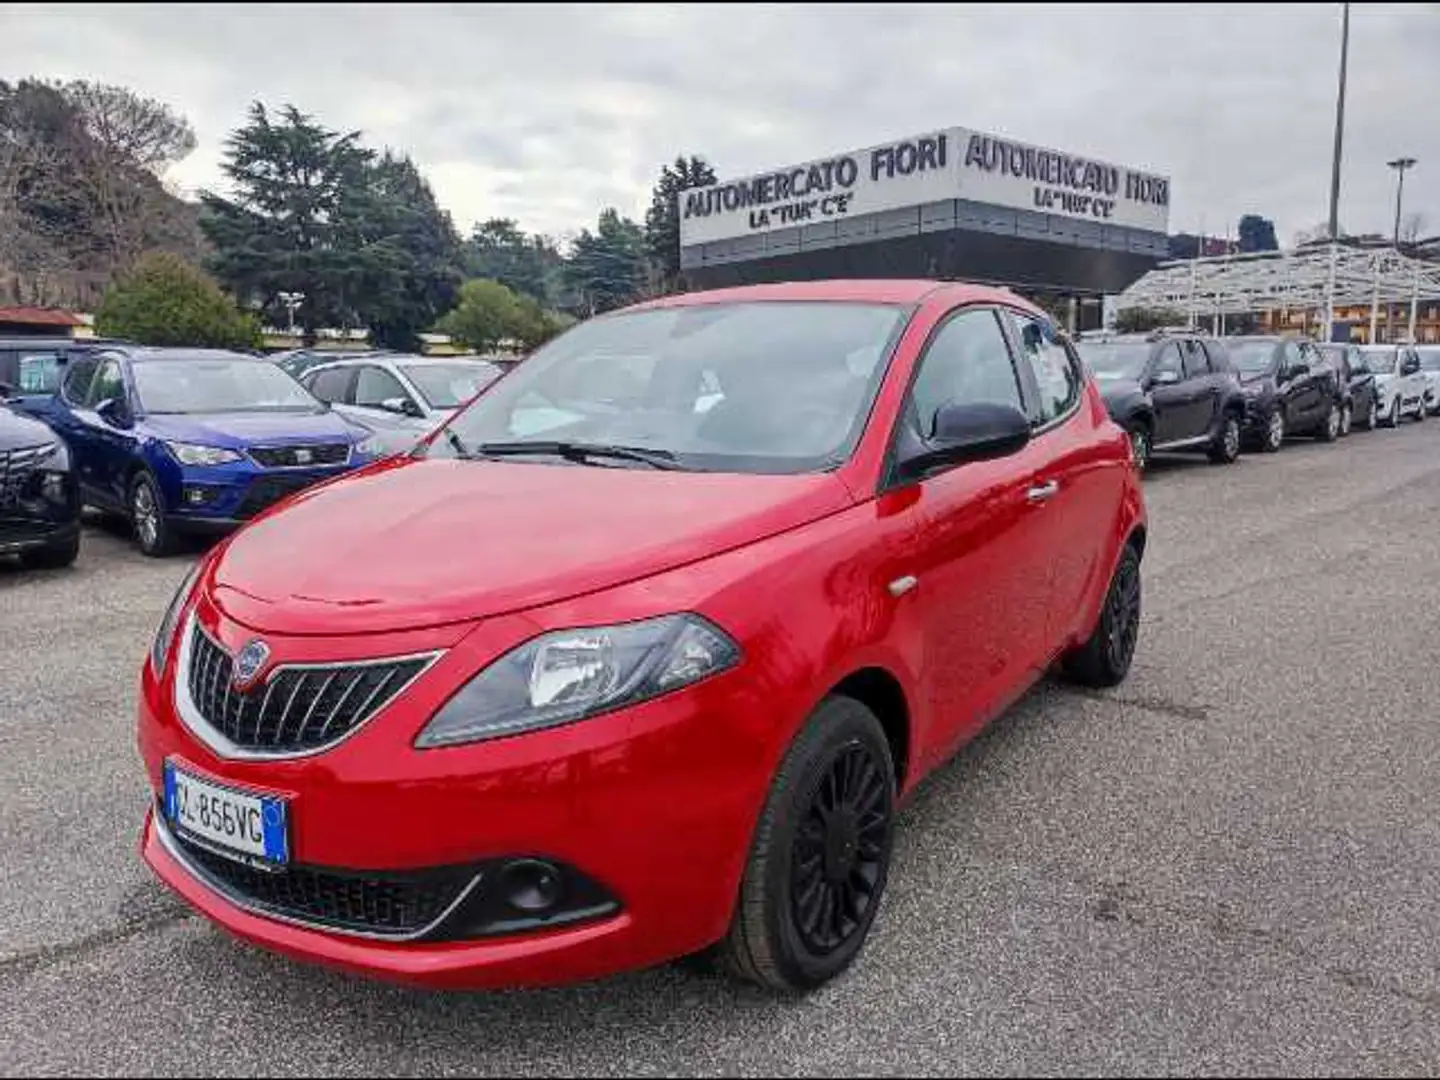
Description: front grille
xmin=186 ymin=626 xmax=431 ymax=753
xmin=0 ymin=443 xmax=51 ymax=508
xmin=173 ymin=828 xmax=469 ymax=936
xmin=234 ymin=473 xmax=326 ymax=519
xmin=248 ymin=443 xmax=350 ymax=469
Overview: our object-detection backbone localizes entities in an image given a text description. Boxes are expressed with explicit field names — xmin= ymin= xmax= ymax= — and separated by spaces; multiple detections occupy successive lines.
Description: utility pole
xmin=1388 ymin=156 xmax=1417 ymax=248
xmin=1327 ymin=2 xmax=1349 ymax=244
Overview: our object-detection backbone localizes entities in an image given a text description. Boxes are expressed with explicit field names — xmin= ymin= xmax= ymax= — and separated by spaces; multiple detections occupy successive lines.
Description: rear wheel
xmin=1127 ymin=423 xmax=1151 ymax=472
xmin=1061 ymin=542 xmax=1142 ymax=688
xmin=1207 ymin=413 xmax=1241 ymax=464
xmin=716 ymin=696 xmax=896 ymax=993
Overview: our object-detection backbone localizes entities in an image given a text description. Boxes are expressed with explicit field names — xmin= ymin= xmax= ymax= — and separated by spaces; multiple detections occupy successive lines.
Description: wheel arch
xmin=829 ymin=666 xmax=911 ymax=791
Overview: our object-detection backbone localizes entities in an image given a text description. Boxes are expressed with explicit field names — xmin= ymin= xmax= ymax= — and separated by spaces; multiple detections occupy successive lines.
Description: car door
xmin=75 ymin=357 xmax=137 ymax=510
xmin=1146 ymin=340 xmax=1198 ymax=445
xmin=351 ymin=364 xmax=425 ymax=433
xmin=1178 ymin=338 xmax=1220 ymax=439
xmin=49 ymin=354 xmax=102 ymax=491
xmin=1399 ymin=348 xmax=1424 ymax=410
xmin=897 ymin=305 xmax=1062 ymax=766
xmin=1277 ymin=340 xmax=1316 ymax=423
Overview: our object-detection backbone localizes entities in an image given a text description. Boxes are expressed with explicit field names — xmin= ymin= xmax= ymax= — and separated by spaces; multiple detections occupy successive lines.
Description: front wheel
xmin=1208 ymin=414 xmax=1242 ymax=464
xmin=1338 ymin=403 xmax=1353 ymax=437
xmin=130 ymin=472 xmax=175 ymax=558
xmin=1127 ymin=424 xmax=1151 ymax=472
xmin=1261 ymin=408 xmax=1285 ymax=452
xmin=1384 ymin=398 xmax=1401 ymax=428
xmin=1415 ymin=400 xmax=1428 ymax=423
xmin=1061 ymin=542 xmax=1142 ymax=688
xmin=1361 ymin=398 xmax=1376 ymax=430
xmin=717 ymin=696 xmax=896 ymax=993
xmin=1318 ymin=402 xmax=1341 ymax=443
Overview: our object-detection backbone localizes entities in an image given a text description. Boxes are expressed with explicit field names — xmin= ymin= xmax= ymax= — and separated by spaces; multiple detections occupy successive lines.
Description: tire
xmin=129 ymin=471 xmax=175 ymax=558
xmin=1261 ymin=408 xmax=1285 ymax=453
xmin=1415 ymin=400 xmax=1427 ymax=423
xmin=1384 ymin=397 xmax=1401 ymax=429
xmin=1061 ymin=541 xmax=1142 ymax=688
xmin=1207 ymin=413 xmax=1242 ymax=464
xmin=1317 ymin=402 xmax=1340 ymax=443
xmin=1338 ymin=403 xmax=1352 ymax=438
xmin=716 ymin=695 xmax=896 ymax=993
xmin=1127 ymin=423 xmax=1151 ymax=472
xmin=1361 ymin=398 xmax=1376 ymax=430
xmin=19 ymin=531 xmax=80 ymax=570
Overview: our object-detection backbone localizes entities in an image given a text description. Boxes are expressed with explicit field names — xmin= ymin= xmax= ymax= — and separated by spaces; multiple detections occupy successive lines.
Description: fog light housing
xmin=500 ymin=859 xmax=563 ymax=913
xmin=183 ymin=485 xmax=218 ymax=506
xmin=448 ymin=856 xmax=621 ymax=940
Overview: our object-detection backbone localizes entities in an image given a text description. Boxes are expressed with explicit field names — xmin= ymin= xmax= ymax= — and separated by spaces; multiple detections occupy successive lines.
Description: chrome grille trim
xmin=0 ymin=442 xmax=54 ymax=507
xmin=173 ymin=611 xmax=443 ymax=761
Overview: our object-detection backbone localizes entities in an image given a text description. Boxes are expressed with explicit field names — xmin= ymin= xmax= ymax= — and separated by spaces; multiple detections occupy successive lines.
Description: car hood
xmin=142 ymin=409 xmax=361 ymax=447
xmin=1094 ymin=376 xmax=1144 ymax=408
xmin=0 ymin=404 xmax=60 ymax=451
xmin=209 ymin=457 xmax=856 ymax=635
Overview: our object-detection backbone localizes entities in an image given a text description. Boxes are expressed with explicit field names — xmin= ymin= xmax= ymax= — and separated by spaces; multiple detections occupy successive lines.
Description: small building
xmin=0 ymin=307 xmax=85 ymax=337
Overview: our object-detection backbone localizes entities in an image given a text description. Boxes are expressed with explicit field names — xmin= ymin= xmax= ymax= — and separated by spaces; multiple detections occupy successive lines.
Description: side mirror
xmin=1401 ymin=359 xmax=1420 ymax=376
xmin=899 ymin=402 xmax=1032 ymax=478
xmin=95 ymin=397 xmax=132 ymax=429
xmin=1150 ymin=369 xmax=1182 ymax=387
xmin=382 ymin=396 xmax=424 ymax=418
xmin=1285 ymin=363 xmax=1310 ymax=379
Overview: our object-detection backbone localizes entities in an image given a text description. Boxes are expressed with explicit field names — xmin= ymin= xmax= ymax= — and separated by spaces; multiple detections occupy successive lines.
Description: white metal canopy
xmin=1116 ymin=244 xmax=1440 ymax=326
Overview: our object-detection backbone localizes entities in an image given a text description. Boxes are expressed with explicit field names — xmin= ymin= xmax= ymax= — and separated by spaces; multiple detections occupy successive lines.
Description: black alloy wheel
xmin=715 ymin=696 xmax=895 ymax=993
xmin=1062 ymin=542 xmax=1143 ymax=688
xmin=1208 ymin=414 xmax=1242 ymax=464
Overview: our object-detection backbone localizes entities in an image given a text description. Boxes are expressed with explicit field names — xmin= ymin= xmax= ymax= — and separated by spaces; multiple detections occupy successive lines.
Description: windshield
xmin=1416 ymin=348 xmax=1440 ymax=372
xmin=427 ymin=301 xmax=908 ymax=474
xmin=1360 ymin=349 xmax=1398 ymax=374
xmin=400 ymin=362 xmax=503 ymax=409
xmin=1074 ymin=342 xmax=1150 ymax=380
xmin=1227 ymin=340 xmax=1280 ymax=374
xmin=134 ymin=358 xmax=320 ymax=414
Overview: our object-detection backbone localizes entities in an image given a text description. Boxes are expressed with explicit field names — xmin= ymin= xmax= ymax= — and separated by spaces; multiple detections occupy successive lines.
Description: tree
xmin=94 ymin=251 xmax=260 ymax=348
xmin=643 ymin=155 xmax=717 ymax=293
xmin=462 ymin=218 xmax=563 ymax=304
xmin=199 ymin=102 xmax=375 ymax=344
xmin=436 ymin=278 xmax=526 ymax=352
xmin=1114 ymin=306 xmax=1187 ymax=333
xmin=563 ymin=208 xmax=646 ymax=315
xmin=1237 ymin=214 xmax=1279 ymax=253
xmin=1400 ymin=212 xmax=1428 ymax=245
xmin=348 ymin=151 xmax=463 ymax=351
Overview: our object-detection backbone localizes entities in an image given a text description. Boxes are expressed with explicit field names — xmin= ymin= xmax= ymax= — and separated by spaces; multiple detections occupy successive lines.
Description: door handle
xmin=1026 ymin=480 xmax=1060 ymax=503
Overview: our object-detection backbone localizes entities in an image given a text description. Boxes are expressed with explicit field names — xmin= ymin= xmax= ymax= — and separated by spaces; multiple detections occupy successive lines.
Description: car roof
xmin=303 ymin=354 xmax=501 ymax=370
xmin=621 ymin=278 xmax=1031 ymax=312
xmin=122 ymin=348 xmax=269 ymax=364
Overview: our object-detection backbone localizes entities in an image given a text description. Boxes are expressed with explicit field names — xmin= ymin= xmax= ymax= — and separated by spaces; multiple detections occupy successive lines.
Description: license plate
xmin=163 ymin=760 xmax=288 ymax=867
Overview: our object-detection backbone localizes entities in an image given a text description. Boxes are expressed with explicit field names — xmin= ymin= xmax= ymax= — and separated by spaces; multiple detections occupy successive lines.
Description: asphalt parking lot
xmin=5 ymin=424 xmax=1440 ymax=1077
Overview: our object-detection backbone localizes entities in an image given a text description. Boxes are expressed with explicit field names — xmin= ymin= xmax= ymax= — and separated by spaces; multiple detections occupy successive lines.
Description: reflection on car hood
xmin=209 ymin=456 xmax=856 ymax=634
xmin=142 ymin=409 xmax=361 ymax=448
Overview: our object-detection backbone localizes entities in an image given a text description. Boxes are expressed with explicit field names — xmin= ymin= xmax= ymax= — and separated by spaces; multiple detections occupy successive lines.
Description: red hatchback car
xmin=138 ymin=280 xmax=1146 ymax=993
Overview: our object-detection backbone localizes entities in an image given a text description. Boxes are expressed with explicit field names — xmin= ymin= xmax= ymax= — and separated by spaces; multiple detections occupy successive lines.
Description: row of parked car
xmin=1073 ymin=330 xmax=1440 ymax=470
xmin=0 ymin=338 xmax=507 ymax=565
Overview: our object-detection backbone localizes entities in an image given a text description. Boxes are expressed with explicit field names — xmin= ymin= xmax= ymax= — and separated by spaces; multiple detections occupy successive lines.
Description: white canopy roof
xmin=1117 ymin=243 xmax=1440 ymax=317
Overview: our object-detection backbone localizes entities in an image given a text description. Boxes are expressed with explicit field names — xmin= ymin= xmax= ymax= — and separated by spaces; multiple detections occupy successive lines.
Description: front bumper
xmin=136 ymin=598 xmax=767 ymax=989
xmin=0 ymin=518 xmax=79 ymax=556
xmin=159 ymin=462 xmax=358 ymax=529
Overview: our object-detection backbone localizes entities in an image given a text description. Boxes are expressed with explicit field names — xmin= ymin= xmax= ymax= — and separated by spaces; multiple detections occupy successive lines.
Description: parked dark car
xmin=1226 ymin=336 xmax=1344 ymax=451
xmin=1073 ymin=331 xmax=1246 ymax=469
xmin=0 ymin=336 xmax=131 ymax=412
xmin=1315 ymin=342 xmax=1379 ymax=432
xmin=0 ymin=402 xmax=81 ymax=569
xmin=11 ymin=347 xmax=381 ymax=556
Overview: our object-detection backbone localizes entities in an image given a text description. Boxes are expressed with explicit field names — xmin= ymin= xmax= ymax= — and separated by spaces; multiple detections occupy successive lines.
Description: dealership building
xmin=678 ymin=126 xmax=1172 ymax=330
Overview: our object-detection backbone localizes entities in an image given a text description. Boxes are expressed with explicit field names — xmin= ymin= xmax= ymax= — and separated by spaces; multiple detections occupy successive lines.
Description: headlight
xmin=36 ymin=441 xmax=70 ymax=473
xmin=415 ymin=613 xmax=741 ymax=748
xmin=151 ymin=562 xmax=202 ymax=675
xmin=356 ymin=433 xmax=390 ymax=458
xmin=166 ymin=442 xmax=242 ymax=466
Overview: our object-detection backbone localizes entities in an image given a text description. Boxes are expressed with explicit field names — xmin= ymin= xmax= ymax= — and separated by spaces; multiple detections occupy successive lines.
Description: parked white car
xmin=300 ymin=354 xmax=506 ymax=453
xmin=1357 ymin=344 xmax=1428 ymax=427
xmin=1415 ymin=345 xmax=1440 ymax=416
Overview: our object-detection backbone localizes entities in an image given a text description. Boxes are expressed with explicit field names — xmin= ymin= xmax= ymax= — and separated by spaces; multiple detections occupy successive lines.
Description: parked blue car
xmin=14 ymin=347 xmax=382 ymax=556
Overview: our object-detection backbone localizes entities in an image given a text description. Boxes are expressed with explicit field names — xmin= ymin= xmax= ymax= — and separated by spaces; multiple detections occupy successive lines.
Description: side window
xmin=1181 ymin=340 xmax=1211 ymax=378
xmin=1152 ymin=342 xmax=1183 ymax=381
xmin=1281 ymin=342 xmax=1303 ymax=370
xmin=61 ymin=356 xmax=100 ymax=405
xmin=1201 ymin=340 xmax=1230 ymax=372
xmin=1011 ymin=315 xmax=1082 ymax=424
xmin=18 ymin=352 xmax=64 ymax=393
xmin=354 ymin=365 xmax=409 ymax=407
xmin=86 ymin=359 xmax=126 ymax=407
xmin=908 ymin=308 xmax=1023 ymax=437
xmin=309 ymin=367 xmax=353 ymax=404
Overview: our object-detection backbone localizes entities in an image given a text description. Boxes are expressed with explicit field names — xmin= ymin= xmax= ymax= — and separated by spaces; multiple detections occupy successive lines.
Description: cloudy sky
xmin=4 ymin=3 xmax=1437 ymax=246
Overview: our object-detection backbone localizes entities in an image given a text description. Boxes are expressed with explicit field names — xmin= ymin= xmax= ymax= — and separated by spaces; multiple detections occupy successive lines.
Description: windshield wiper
xmin=472 ymin=440 xmax=683 ymax=470
xmin=440 ymin=427 xmax=473 ymax=460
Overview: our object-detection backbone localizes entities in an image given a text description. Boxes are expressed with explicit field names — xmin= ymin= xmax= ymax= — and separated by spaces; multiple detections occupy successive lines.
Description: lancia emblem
xmin=294 ymin=447 xmax=313 ymax=465
xmin=233 ymin=639 xmax=271 ymax=689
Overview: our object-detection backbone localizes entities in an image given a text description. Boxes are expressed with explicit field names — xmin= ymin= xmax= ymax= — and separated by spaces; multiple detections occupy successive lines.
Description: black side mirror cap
xmin=95 ymin=397 xmax=133 ymax=428
xmin=897 ymin=402 xmax=1032 ymax=479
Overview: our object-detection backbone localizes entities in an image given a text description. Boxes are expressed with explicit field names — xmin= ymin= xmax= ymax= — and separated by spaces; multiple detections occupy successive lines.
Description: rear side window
xmin=354 ymin=365 xmax=409 ymax=407
xmin=87 ymin=359 xmax=126 ymax=407
xmin=1181 ymin=340 xmax=1211 ymax=378
xmin=18 ymin=352 xmax=63 ymax=393
xmin=1010 ymin=315 xmax=1081 ymax=425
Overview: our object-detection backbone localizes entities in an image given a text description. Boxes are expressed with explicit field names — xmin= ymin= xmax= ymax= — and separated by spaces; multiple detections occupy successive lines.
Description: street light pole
xmin=1388 ymin=156 xmax=1417 ymax=248
xmin=1324 ymin=1 xmax=1350 ymax=342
